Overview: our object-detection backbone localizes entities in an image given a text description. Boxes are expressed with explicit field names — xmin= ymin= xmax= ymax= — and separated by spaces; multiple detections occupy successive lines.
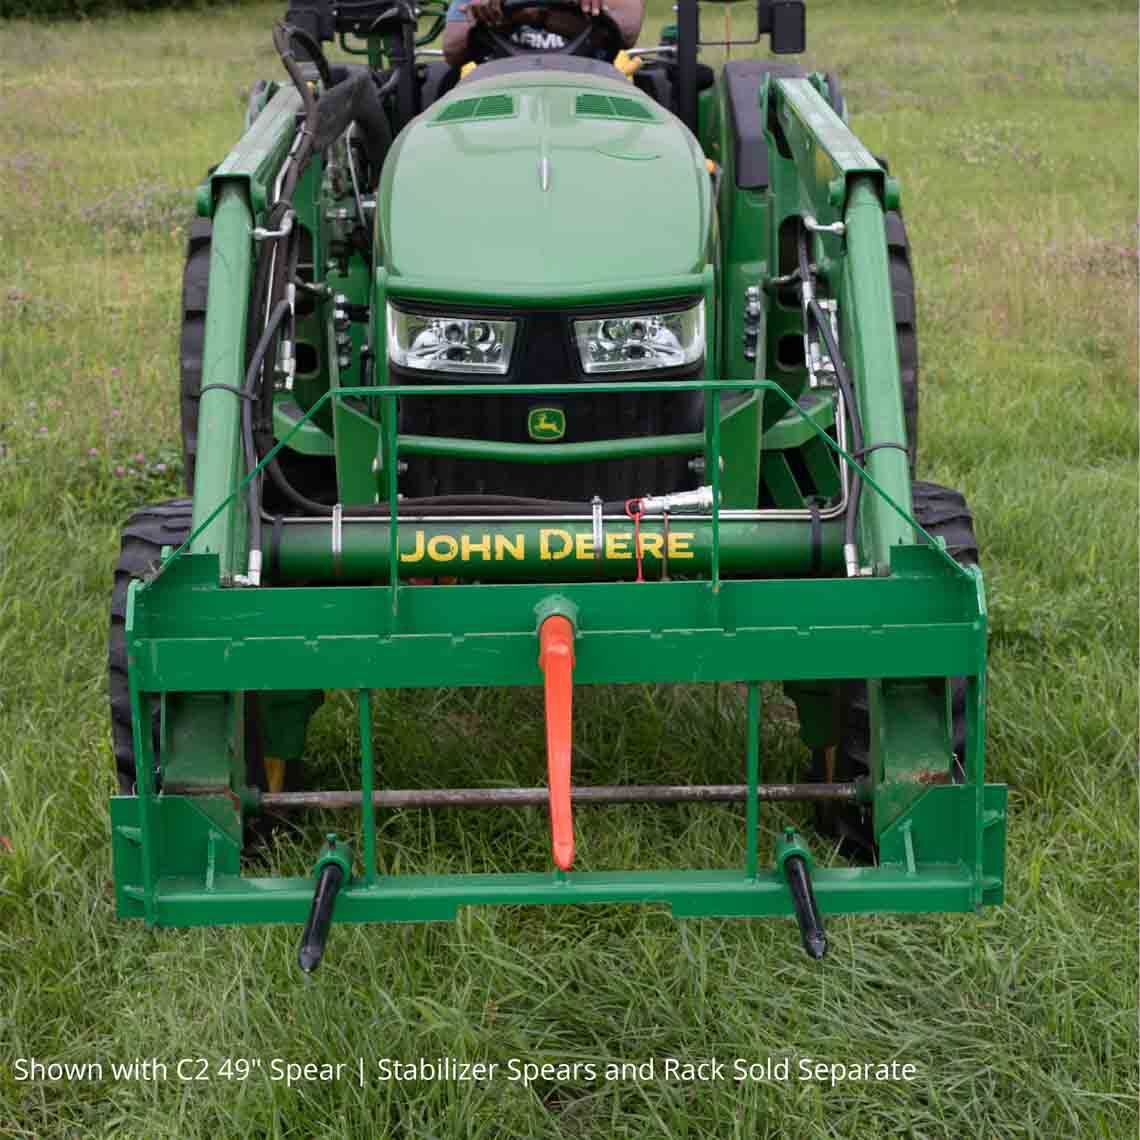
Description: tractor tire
xmin=245 ymin=79 xmax=272 ymax=129
xmin=179 ymin=218 xmax=211 ymax=493
xmin=867 ymin=154 xmax=920 ymax=476
xmin=109 ymin=501 xmax=273 ymax=798
xmin=806 ymin=100 xmax=914 ymax=475
xmin=109 ymin=499 xmax=194 ymax=793
xmin=812 ymin=480 xmax=979 ymax=856
xmin=823 ymin=71 xmax=846 ymax=122
xmin=887 ymin=208 xmax=920 ymax=476
xmin=108 ymin=501 xmax=273 ymax=802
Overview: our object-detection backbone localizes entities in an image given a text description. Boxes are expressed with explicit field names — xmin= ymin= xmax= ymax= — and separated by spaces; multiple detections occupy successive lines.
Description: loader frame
xmin=111 ymin=66 xmax=1007 ymax=941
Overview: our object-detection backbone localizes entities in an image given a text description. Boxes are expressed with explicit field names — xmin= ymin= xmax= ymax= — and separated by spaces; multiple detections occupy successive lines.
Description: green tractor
xmin=109 ymin=0 xmax=1005 ymax=970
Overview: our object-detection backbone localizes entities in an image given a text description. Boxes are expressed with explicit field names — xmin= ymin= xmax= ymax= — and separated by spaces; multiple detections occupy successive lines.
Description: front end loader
xmin=109 ymin=0 xmax=1006 ymax=970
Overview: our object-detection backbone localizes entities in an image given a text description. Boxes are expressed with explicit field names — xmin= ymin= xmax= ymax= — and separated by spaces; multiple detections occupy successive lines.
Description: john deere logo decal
xmin=528 ymin=407 xmax=565 ymax=441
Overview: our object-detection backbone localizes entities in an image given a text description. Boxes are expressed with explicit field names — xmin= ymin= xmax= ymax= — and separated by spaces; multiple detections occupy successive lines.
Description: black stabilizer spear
xmin=298 ymin=835 xmax=351 ymax=974
xmin=776 ymin=828 xmax=828 ymax=960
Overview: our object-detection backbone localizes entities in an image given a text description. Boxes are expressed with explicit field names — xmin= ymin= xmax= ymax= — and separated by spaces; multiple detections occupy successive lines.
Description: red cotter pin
xmin=625 ymin=499 xmax=645 ymax=583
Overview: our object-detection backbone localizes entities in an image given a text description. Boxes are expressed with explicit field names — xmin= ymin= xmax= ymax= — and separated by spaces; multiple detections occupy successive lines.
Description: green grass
xmin=1 ymin=1 xmax=1137 ymax=1135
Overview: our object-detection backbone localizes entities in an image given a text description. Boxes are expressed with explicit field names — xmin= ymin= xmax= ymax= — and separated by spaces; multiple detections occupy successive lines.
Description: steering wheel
xmin=470 ymin=0 xmax=625 ymax=62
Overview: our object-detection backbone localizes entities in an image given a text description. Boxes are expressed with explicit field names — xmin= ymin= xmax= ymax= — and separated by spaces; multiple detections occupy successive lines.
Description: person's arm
xmin=443 ymin=0 xmax=507 ymax=68
xmin=604 ymin=0 xmax=644 ymax=48
xmin=544 ymin=0 xmax=644 ymax=48
xmin=443 ymin=0 xmax=644 ymax=67
xmin=442 ymin=17 xmax=473 ymax=67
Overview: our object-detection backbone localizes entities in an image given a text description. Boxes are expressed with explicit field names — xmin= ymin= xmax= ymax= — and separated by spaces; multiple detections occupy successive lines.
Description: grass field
xmin=1 ymin=1 xmax=1137 ymax=1135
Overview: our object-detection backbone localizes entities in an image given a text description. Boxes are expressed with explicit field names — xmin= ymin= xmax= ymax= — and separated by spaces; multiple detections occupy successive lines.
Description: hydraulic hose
xmin=272 ymin=23 xmax=320 ymax=208
xmin=253 ymin=21 xmax=319 ymax=547
xmin=257 ymin=482 xmax=641 ymax=519
xmin=279 ymin=22 xmax=332 ymax=87
xmin=798 ymin=219 xmax=865 ymax=571
xmin=253 ymin=24 xmax=408 ymax=526
xmin=241 ymin=298 xmax=292 ymax=565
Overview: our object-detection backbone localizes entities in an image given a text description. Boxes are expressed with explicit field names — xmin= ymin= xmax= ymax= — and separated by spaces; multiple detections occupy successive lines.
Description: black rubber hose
xmin=245 ymin=25 xmax=328 ymax=541
xmin=375 ymin=68 xmax=401 ymax=98
xmin=243 ymin=297 xmax=293 ymax=400
xmin=252 ymin=203 xmax=301 ymax=457
xmin=264 ymin=451 xmax=337 ymax=515
xmin=280 ymin=22 xmax=332 ymax=87
xmin=382 ymin=495 xmax=633 ymax=516
xmin=241 ymin=204 xmax=291 ymax=553
xmin=258 ymin=28 xmax=406 ymax=522
xmin=248 ymin=212 xmax=281 ymax=432
xmin=272 ymin=23 xmax=319 ymax=208
xmin=798 ymin=220 xmax=865 ymax=561
xmin=241 ymin=298 xmax=293 ymax=562
xmin=256 ymin=475 xmax=637 ymax=518
xmin=311 ymin=70 xmax=393 ymax=182
xmin=809 ymin=293 xmax=864 ymax=549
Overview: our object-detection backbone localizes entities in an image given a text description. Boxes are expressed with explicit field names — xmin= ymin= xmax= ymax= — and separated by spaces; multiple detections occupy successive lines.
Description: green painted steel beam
xmin=189 ymin=185 xmax=253 ymax=578
xmin=128 ymin=548 xmax=985 ymax=693
xmin=272 ymin=396 xmax=336 ymax=456
xmin=206 ymin=85 xmax=302 ymax=216
xmin=799 ymin=436 xmax=841 ymax=499
xmin=272 ymin=518 xmax=844 ymax=582
xmin=717 ymin=393 xmax=762 ymax=507
xmin=762 ymin=393 xmax=835 ymax=450
xmin=842 ymin=177 xmax=913 ymax=568
xmin=131 ymin=617 xmax=984 ymax=692
xmin=331 ymin=389 xmax=381 ymax=509
xmin=142 ymin=866 xmax=980 ymax=927
xmin=347 ymin=390 xmax=810 ymax=487
xmin=761 ymin=452 xmax=801 ymax=508
xmin=397 ymin=431 xmax=705 ymax=465
xmin=772 ymin=78 xmax=884 ymax=216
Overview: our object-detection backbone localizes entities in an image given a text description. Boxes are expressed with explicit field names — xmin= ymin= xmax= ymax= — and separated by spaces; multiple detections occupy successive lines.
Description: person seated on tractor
xmin=442 ymin=0 xmax=644 ymax=69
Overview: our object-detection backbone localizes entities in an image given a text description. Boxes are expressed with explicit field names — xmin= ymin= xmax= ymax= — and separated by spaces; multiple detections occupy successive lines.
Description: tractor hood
xmin=377 ymin=73 xmax=713 ymax=298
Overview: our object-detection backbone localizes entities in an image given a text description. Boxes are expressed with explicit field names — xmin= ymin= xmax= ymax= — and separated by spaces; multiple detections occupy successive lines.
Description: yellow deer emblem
xmin=528 ymin=407 xmax=566 ymax=441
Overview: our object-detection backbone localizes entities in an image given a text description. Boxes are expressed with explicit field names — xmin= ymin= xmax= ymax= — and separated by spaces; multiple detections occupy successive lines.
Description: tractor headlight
xmin=387 ymin=306 xmax=517 ymax=374
xmin=573 ymin=301 xmax=705 ymax=374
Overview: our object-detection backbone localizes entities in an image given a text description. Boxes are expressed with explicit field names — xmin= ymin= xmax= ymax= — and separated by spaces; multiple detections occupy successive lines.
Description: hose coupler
xmin=636 ymin=485 xmax=714 ymax=516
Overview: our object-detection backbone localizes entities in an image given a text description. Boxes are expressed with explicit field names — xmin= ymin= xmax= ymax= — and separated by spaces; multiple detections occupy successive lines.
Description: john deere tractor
xmin=109 ymin=0 xmax=1005 ymax=970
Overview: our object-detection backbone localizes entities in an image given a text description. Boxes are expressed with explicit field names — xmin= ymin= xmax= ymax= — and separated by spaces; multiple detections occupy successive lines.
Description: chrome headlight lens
xmin=573 ymin=301 xmax=705 ymax=374
xmin=387 ymin=306 xmax=517 ymax=374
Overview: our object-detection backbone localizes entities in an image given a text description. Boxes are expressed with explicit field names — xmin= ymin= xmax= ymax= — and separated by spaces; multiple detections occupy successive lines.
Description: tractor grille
xmin=394 ymin=309 xmax=704 ymax=503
